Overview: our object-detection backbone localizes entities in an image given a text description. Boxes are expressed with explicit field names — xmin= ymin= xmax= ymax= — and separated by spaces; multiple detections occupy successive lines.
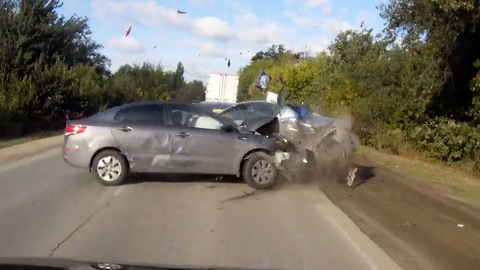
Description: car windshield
xmin=2 ymin=2 xmax=471 ymax=270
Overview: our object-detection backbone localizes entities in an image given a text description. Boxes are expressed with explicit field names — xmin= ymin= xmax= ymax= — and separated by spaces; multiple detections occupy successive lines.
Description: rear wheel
xmin=242 ymin=152 xmax=278 ymax=190
xmin=91 ymin=150 xmax=129 ymax=186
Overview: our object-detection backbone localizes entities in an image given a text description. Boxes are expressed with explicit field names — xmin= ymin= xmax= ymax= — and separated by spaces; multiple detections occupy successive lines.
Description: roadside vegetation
xmin=0 ymin=0 xmax=205 ymax=139
xmin=238 ymin=0 xmax=480 ymax=177
xmin=1 ymin=0 xmax=480 ymax=177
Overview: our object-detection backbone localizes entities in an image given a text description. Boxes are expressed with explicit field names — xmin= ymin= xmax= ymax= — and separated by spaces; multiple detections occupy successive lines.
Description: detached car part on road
xmin=62 ymin=101 xmax=280 ymax=190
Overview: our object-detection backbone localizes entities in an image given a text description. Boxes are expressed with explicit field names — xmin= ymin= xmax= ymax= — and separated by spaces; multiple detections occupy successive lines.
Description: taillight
xmin=65 ymin=124 xmax=87 ymax=136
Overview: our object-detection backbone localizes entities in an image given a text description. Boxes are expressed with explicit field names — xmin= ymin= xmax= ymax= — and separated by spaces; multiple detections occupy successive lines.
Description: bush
xmin=409 ymin=117 xmax=480 ymax=162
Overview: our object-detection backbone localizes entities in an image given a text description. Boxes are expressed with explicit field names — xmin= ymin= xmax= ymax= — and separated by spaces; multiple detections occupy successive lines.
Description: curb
xmin=0 ymin=135 xmax=64 ymax=166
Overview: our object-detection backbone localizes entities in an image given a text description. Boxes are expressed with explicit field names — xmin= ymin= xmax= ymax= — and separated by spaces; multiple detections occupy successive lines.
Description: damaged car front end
xmin=222 ymin=79 xmax=358 ymax=186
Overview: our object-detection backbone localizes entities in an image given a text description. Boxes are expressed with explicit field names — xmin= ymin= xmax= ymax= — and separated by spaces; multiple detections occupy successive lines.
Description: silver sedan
xmin=62 ymin=101 xmax=278 ymax=189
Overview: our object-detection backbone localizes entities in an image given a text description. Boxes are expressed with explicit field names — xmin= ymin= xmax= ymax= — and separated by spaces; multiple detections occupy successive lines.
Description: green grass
xmin=358 ymin=145 xmax=480 ymax=201
xmin=0 ymin=130 xmax=63 ymax=150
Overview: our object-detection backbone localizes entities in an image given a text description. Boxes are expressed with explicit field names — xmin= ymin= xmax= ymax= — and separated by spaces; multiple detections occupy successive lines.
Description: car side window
xmin=169 ymin=104 xmax=222 ymax=130
xmin=248 ymin=103 xmax=276 ymax=116
xmin=114 ymin=104 xmax=166 ymax=125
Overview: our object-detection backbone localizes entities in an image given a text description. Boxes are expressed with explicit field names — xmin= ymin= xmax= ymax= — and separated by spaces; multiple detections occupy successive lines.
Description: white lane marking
xmin=315 ymin=204 xmax=379 ymax=270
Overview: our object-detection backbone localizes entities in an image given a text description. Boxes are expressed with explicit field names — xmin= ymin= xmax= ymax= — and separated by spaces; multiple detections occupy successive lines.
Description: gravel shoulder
xmin=318 ymin=151 xmax=480 ymax=270
xmin=0 ymin=135 xmax=63 ymax=165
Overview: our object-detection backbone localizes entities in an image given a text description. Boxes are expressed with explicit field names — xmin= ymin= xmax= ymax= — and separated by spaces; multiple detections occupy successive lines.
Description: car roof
xmin=198 ymin=101 xmax=235 ymax=105
xmin=90 ymin=100 xmax=201 ymax=120
xmin=235 ymin=100 xmax=272 ymax=105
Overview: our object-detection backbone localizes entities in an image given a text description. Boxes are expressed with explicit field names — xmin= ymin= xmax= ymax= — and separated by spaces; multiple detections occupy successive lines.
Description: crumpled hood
xmin=241 ymin=115 xmax=278 ymax=133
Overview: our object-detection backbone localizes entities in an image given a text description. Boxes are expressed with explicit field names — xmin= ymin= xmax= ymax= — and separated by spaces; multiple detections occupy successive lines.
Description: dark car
xmin=220 ymin=101 xmax=278 ymax=125
xmin=62 ymin=101 xmax=279 ymax=189
xmin=194 ymin=101 xmax=236 ymax=114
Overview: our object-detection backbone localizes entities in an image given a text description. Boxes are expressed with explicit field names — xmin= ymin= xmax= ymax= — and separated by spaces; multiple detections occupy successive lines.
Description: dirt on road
xmin=315 ymin=156 xmax=480 ymax=270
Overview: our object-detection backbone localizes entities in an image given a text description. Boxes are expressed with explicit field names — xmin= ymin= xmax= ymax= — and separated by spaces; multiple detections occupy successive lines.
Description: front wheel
xmin=91 ymin=150 xmax=129 ymax=186
xmin=242 ymin=152 xmax=278 ymax=190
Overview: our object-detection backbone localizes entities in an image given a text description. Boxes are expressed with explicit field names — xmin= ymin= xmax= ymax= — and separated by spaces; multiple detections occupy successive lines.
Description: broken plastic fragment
xmin=347 ymin=167 xmax=357 ymax=186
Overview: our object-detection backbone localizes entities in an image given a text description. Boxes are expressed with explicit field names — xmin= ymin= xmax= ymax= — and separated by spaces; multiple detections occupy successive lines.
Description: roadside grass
xmin=357 ymin=145 xmax=480 ymax=201
xmin=0 ymin=130 xmax=63 ymax=150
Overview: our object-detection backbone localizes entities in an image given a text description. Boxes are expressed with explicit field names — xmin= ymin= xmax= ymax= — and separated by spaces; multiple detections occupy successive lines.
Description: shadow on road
xmin=352 ymin=165 xmax=376 ymax=188
xmin=127 ymin=173 xmax=244 ymax=185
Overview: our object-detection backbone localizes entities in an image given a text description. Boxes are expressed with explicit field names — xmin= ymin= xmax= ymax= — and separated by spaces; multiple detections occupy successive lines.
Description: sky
xmin=58 ymin=0 xmax=387 ymax=82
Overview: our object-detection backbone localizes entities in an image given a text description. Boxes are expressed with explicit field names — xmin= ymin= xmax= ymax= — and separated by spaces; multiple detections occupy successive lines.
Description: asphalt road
xmin=0 ymin=147 xmax=402 ymax=270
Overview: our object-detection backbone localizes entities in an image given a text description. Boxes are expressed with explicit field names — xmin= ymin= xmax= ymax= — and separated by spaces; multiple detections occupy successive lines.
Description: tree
xmin=380 ymin=0 xmax=480 ymax=122
xmin=172 ymin=62 xmax=185 ymax=99
xmin=176 ymin=80 xmax=206 ymax=102
xmin=0 ymin=0 xmax=110 ymax=124
xmin=251 ymin=44 xmax=304 ymax=62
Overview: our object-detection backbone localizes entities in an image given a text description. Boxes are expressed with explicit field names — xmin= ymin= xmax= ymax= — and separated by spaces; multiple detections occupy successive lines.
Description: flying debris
xmin=227 ymin=59 xmax=231 ymax=67
xmin=125 ymin=26 xmax=132 ymax=37
xmin=177 ymin=10 xmax=186 ymax=14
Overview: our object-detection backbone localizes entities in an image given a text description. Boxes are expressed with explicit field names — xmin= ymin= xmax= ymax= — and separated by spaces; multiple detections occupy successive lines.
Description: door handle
xmin=175 ymin=131 xmax=191 ymax=138
xmin=118 ymin=126 xmax=133 ymax=132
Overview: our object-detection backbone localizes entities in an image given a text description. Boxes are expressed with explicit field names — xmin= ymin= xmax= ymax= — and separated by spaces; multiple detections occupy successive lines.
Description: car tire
xmin=242 ymin=152 xmax=278 ymax=190
xmin=91 ymin=150 xmax=129 ymax=186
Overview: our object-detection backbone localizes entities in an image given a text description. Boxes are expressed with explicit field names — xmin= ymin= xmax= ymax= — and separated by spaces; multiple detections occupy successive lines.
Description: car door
xmin=110 ymin=103 xmax=173 ymax=173
xmin=167 ymin=103 xmax=238 ymax=174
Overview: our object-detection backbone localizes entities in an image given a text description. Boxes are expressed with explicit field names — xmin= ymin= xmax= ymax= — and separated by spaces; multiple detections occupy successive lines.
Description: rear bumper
xmin=62 ymin=136 xmax=91 ymax=169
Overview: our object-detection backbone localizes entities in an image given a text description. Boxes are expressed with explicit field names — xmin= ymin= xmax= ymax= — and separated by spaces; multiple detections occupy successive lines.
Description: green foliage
xmin=2 ymin=0 xmax=480 ymax=176
xmin=176 ymin=80 xmax=206 ymax=102
xmin=239 ymin=17 xmax=480 ymax=174
xmin=110 ymin=62 xmax=175 ymax=103
xmin=0 ymin=0 xmax=191 ymax=138
xmin=380 ymin=0 xmax=480 ymax=121
xmin=410 ymin=118 xmax=480 ymax=162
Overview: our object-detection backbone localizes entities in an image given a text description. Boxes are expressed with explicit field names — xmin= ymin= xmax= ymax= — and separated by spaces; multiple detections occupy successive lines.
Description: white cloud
xmin=231 ymin=8 xmax=287 ymax=45
xmin=234 ymin=12 xmax=258 ymax=26
xmin=321 ymin=17 xmax=354 ymax=35
xmin=92 ymin=0 xmax=125 ymax=20
xmin=293 ymin=36 xmax=331 ymax=55
xmin=182 ymin=40 xmax=225 ymax=57
xmin=305 ymin=0 xmax=329 ymax=8
xmin=283 ymin=10 xmax=317 ymax=29
xmin=189 ymin=0 xmax=216 ymax=5
xmin=105 ymin=36 xmax=145 ymax=54
xmin=193 ymin=17 xmax=236 ymax=41
xmin=92 ymin=0 xmax=235 ymax=42
xmin=85 ymin=0 xmax=382 ymax=82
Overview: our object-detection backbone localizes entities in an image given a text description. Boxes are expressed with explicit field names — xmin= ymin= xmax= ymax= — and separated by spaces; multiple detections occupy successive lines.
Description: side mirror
xmin=221 ymin=123 xmax=236 ymax=132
